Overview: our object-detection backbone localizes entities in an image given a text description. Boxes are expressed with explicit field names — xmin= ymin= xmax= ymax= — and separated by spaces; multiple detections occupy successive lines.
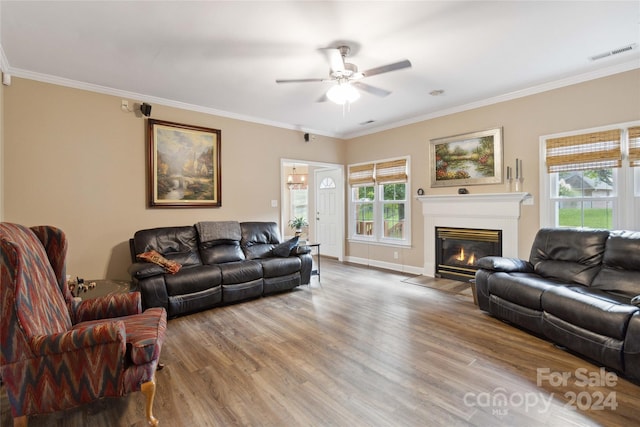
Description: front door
xmin=314 ymin=168 xmax=343 ymax=259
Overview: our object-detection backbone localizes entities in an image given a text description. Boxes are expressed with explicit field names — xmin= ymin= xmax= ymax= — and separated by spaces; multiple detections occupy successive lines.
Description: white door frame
xmin=280 ymin=158 xmax=344 ymax=262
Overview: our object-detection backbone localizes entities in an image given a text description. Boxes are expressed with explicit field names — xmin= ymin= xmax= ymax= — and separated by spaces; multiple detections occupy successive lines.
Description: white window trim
xmin=539 ymin=120 xmax=640 ymax=230
xmin=348 ymin=156 xmax=411 ymax=247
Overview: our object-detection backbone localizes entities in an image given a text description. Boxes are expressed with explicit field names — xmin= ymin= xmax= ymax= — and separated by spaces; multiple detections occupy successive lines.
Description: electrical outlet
xmin=271 ymin=200 xmax=278 ymax=208
xmin=121 ymin=100 xmax=129 ymax=111
xmin=394 ymin=251 xmax=399 ymax=259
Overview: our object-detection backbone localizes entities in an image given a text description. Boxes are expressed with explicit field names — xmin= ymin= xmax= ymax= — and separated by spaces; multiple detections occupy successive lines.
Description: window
xmin=348 ymin=157 xmax=410 ymax=245
xmin=290 ymin=189 xmax=308 ymax=222
xmin=319 ymin=177 xmax=336 ymax=189
xmin=540 ymin=122 xmax=640 ymax=230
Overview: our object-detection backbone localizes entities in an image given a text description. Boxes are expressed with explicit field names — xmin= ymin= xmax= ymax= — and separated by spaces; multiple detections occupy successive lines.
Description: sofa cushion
xmin=164 ymin=265 xmax=222 ymax=296
xmin=528 ymin=228 xmax=609 ymax=286
xmin=487 ymin=272 xmax=563 ymax=310
xmin=241 ymin=221 xmax=281 ymax=259
xmin=219 ymin=260 xmax=262 ymax=285
xmin=541 ymin=285 xmax=638 ymax=340
xmin=200 ymin=241 xmax=245 ymax=264
xmin=260 ymin=256 xmax=302 ymax=278
xmin=591 ymin=230 xmax=640 ymax=298
xmin=132 ymin=226 xmax=202 ymax=268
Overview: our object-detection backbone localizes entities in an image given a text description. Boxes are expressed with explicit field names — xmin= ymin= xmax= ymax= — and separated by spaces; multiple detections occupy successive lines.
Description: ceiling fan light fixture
xmin=326 ymin=82 xmax=360 ymax=105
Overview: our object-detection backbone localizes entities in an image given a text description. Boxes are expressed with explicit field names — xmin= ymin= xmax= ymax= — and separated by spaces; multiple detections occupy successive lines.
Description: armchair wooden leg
xmin=141 ymin=376 xmax=159 ymax=426
xmin=13 ymin=415 xmax=27 ymax=427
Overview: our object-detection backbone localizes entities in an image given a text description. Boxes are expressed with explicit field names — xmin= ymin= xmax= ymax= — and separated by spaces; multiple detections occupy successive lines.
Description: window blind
xmin=348 ymin=163 xmax=375 ymax=186
xmin=375 ymin=158 xmax=408 ymax=183
xmin=628 ymin=126 xmax=640 ymax=167
xmin=545 ymin=129 xmax=621 ymax=173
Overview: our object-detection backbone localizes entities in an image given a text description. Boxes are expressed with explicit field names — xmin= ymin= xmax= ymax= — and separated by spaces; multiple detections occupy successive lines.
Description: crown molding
xmin=343 ymin=59 xmax=640 ymax=139
xmin=8 ymin=67 xmax=340 ymax=138
xmin=7 ymin=58 xmax=639 ymax=141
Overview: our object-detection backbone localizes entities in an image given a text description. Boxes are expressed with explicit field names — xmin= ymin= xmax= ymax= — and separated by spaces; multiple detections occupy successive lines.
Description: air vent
xmin=590 ymin=43 xmax=637 ymax=61
xmin=359 ymin=120 xmax=376 ymax=125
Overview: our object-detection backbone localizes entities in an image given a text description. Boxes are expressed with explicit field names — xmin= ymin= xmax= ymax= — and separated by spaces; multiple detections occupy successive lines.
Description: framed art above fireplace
xmin=430 ymin=127 xmax=503 ymax=188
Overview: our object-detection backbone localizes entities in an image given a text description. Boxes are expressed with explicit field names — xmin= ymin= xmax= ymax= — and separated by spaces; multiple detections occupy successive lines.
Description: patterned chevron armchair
xmin=0 ymin=223 xmax=167 ymax=427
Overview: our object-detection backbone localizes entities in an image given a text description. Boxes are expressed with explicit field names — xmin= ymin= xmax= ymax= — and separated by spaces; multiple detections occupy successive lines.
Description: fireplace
xmin=418 ymin=192 xmax=532 ymax=278
xmin=435 ymin=227 xmax=502 ymax=281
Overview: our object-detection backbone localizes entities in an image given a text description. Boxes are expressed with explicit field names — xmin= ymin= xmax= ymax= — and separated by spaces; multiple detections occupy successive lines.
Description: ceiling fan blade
xmin=361 ymin=59 xmax=412 ymax=78
xmin=352 ymin=82 xmax=391 ymax=97
xmin=276 ymin=78 xmax=325 ymax=84
xmin=321 ymin=48 xmax=345 ymax=73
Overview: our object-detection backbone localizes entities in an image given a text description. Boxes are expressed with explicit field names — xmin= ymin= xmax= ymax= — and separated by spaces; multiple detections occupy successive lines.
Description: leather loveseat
xmin=475 ymin=228 xmax=640 ymax=380
xmin=129 ymin=221 xmax=312 ymax=318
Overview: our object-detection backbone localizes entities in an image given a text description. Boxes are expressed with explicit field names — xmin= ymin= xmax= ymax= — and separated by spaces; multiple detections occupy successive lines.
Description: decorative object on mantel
xmin=515 ymin=157 xmax=524 ymax=191
xmin=417 ymin=188 xmax=425 ymax=196
xmin=458 ymin=188 xmax=469 ymax=194
xmin=505 ymin=158 xmax=524 ymax=192
xmin=430 ymin=127 xmax=503 ymax=188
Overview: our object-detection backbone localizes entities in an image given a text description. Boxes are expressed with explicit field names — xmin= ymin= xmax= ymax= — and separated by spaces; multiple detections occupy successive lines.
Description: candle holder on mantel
xmin=514 ymin=177 xmax=524 ymax=192
xmin=505 ymin=178 xmax=513 ymax=192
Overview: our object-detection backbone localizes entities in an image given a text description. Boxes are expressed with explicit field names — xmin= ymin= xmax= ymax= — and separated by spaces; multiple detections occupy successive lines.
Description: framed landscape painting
xmin=430 ymin=127 xmax=503 ymax=188
xmin=148 ymin=119 xmax=221 ymax=208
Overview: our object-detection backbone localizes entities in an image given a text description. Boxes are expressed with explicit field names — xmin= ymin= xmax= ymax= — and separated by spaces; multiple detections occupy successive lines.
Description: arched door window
xmin=319 ymin=177 xmax=336 ymax=189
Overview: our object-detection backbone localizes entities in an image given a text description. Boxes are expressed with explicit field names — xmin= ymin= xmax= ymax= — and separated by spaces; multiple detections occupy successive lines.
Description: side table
xmin=303 ymin=243 xmax=321 ymax=285
xmin=72 ymin=279 xmax=132 ymax=300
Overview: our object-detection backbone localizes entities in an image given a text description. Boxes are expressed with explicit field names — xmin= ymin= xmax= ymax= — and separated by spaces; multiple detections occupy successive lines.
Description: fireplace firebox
xmin=435 ymin=227 xmax=502 ymax=281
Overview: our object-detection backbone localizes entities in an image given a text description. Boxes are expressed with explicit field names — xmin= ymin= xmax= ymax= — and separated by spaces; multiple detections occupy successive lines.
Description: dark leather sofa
xmin=475 ymin=228 xmax=640 ymax=380
xmin=129 ymin=221 xmax=312 ymax=318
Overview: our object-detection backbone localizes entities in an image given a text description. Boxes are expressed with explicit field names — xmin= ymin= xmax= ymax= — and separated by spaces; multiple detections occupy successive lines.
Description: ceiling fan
xmin=275 ymin=45 xmax=411 ymax=104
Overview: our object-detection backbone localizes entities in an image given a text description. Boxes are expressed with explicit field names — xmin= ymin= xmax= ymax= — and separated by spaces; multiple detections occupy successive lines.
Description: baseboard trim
xmin=344 ymin=256 xmax=424 ymax=276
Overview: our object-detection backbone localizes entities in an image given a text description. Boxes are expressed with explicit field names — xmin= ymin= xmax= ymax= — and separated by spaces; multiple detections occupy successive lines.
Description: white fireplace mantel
xmin=417 ymin=192 xmax=533 ymax=277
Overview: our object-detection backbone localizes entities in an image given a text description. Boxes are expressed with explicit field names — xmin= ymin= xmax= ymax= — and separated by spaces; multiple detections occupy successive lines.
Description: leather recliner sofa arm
xmin=476 ymin=256 xmax=534 ymax=273
xmin=292 ymin=245 xmax=311 ymax=255
xmin=128 ymin=262 xmax=166 ymax=280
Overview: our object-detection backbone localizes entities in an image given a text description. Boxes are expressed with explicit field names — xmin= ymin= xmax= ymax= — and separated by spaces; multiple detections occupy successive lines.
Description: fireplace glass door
xmin=435 ymin=227 xmax=502 ymax=281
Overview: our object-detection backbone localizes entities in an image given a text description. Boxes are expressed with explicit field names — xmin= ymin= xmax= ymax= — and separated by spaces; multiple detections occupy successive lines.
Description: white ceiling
xmin=1 ymin=1 xmax=639 ymax=138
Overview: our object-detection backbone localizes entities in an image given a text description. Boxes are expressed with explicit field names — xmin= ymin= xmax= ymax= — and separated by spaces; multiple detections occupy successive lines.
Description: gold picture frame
xmin=430 ymin=127 xmax=503 ymax=188
xmin=147 ymin=119 xmax=221 ymax=208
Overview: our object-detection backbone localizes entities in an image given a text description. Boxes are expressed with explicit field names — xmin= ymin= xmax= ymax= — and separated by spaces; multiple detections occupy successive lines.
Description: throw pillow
xmin=272 ymin=236 xmax=299 ymax=257
xmin=137 ymin=250 xmax=182 ymax=274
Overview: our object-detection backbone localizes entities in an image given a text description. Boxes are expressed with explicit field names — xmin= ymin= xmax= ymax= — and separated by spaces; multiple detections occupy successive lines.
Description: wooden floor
xmin=2 ymin=259 xmax=639 ymax=426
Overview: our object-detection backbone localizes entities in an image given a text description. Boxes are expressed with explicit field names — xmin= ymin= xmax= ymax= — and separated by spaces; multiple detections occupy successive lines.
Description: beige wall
xmin=345 ymin=69 xmax=640 ymax=271
xmin=0 ymin=76 xmax=4 ymax=221
xmin=3 ymin=78 xmax=344 ymax=279
xmin=3 ymin=70 xmax=639 ymax=280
